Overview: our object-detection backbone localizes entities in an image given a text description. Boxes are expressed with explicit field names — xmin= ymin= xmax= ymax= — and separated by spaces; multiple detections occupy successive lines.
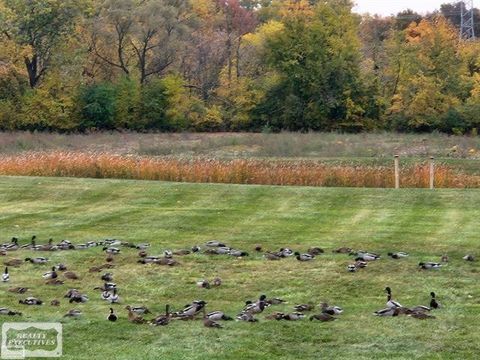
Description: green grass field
xmin=0 ymin=176 xmax=479 ymax=359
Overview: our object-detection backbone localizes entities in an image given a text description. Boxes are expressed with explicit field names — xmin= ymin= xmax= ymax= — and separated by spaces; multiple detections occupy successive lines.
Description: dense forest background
xmin=1 ymin=0 xmax=480 ymax=134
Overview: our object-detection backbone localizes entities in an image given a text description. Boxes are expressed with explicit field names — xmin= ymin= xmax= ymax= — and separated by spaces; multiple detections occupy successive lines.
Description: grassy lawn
xmin=0 ymin=176 xmax=479 ymax=359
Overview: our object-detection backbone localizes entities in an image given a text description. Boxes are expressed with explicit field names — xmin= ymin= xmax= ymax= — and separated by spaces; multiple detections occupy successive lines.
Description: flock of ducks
xmin=0 ymin=236 xmax=476 ymax=327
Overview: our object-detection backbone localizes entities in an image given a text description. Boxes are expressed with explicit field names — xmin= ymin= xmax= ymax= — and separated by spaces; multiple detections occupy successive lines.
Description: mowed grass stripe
xmin=0 ymin=176 xmax=479 ymax=359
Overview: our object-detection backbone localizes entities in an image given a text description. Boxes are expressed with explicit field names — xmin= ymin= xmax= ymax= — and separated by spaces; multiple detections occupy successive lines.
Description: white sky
xmin=353 ymin=0 xmax=465 ymax=16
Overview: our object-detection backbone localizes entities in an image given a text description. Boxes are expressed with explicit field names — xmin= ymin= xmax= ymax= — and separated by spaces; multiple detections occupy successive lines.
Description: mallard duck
xmin=419 ymin=262 xmax=442 ymax=270
xmin=64 ymin=309 xmax=82 ymax=318
xmin=156 ymin=257 xmax=180 ymax=266
xmin=103 ymin=247 xmax=120 ymax=255
xmin=191 ymin=245 xmax=201 ymax=253
xmin=172 ymin=249 xmax=191 ymax=256
xmin=308 ymin=247 xmax=324 ymax=255
xmin=347 ymin=264 xmax=357 ymax=272
xmin=64 ymin=271 xmax=79 ymax=280
xmin=138 ymin=256 xmax=161 ymax=264
xmin=294 ymin=252 xmax=315 ymax=261
xmin=0 ymin=307 xmax=22 ymax=316
xmin=104 ymin=239 xmax=121 ymax=246
xmin=409 ymin=312 xmax=436 ymax=320
xmin=430 ymin=292 xmax=441 ymax=309
xmin=68 ymin=293 xmax=88 ymax=303
xmin=37 ymin=238 xmax=55 ymax=251
xmin=264 ymin=252 xmax=282 ymax=261
xmin=50 ymin=300 xmax=60 ymax=306
xmin=125 ymin=306 xmax=146 ymax=324
xmin=229 ymin=249 xmax=249 ymax=257
xmin=265 ymin=312 xmax=286 ymax=320
xmin=21 ymin=235 xmax=37 ymax=249
xmin=212 ymin=277 xmax=222 ymax=287
xmin=25 ymin=257 xmax=49 ymax=264
xmin=42 ymin=267 xmax=58 ymax=279
xmin=463 ymin=254 xmax=476 ymax=262
xmin=243 ymin=295 xmax=268 ymax=314
xmin=282 ymin=313 xmax=305 ymax=321
xmin=236 ymin=312 xmax=258 ymax=322
xmin=294 ymin=304 xmax=314 ymax=312
xmin=441 ymin=254 xmax=449 ymax=263
xmin=4 ymin=237 xmax=19 ymax=251
xmin=95 ymin=282 xmax=117 ymax=292
xmin=164 ymin=250 xmax=173 ymax=259
xmin=2 ymin=267 xmax=9 ymax=282
xmin=355 ymin=260 xmax=368 ymax=268
xmin=101 ymin=290 xmax=111 ymax=301
xmin=373 ymin=307 xmax=400 ymax=317
xmin=151 ymin=304 xmax=170 ymax=326
xmin=45 ymin=279 xmax=64 ymax=285
xmin=108 ymin=288 xmax=120 ymax=304
xmin=108 ymin=308 xmax=118 ymax=322
xmin=333 ymin=247 xmax=352 ymax=254
xmin=279 ymin=248 xmax=294 ymax=257
xmin=267 ymin=297 xmax=286 ymax=305
xmin=128 ymin=306 xmax=151 ymax=315
xmin=202 ymin=308 xmax=222 ymax=328
xmin=321 ymin=302 xmax=343 ymax=315
xmin=4 ymin=259 xmax=22 ymax=267
xmin=135 ymin=243 xmax=150 ymax=250
xmin=385 ymin=287 xmax=402 ymax=308
xmin=310 ymin=313 xmax=336 ymax=321
xmin=173 ymin=300 xmax=207 ymax=319
xmin=205 ymin=311 xmax=233 ymax=321
xmin=54 ymin=264 xmax=67 ymax=271
xmin=410 ymin=305 xmax=431 ymax=313
xmin=205 ymin=241 xmax=226 ymax=247
xmin=105 ymin=254 xmax=115 ymax=262
xmin=388 ymin=252 xmax=409 ymax=259
xmin=355 ymin=251 xmax=380 ymax=261
xmin=197 ymin=280 xmax=210 ymax=289
xmin=101 ymin=273 xmax=113 ymax=282
xmin=254 ymin=245 xmax=262 ymax=252
xmin=19 ymin=297 xmax=43 ymax=305
xmin=8 ymin=287 xmax=29 ymax=294
xmin=138 ymin=250 xmax=148 ymax=258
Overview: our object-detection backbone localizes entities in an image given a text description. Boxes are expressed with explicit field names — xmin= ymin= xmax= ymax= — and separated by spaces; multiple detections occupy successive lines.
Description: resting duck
xmin=191 ymin=245 xmax=201 ymax=253
xmin=267 ymin=297 xmax=286 ymax=305
xmin=64 ymin=309 xmax=82 ymax=318
xmin=282 ymin=313 xmax=305 ymax=321
xmin=355 ymin=260 xmax=368 ymax=268
xmin=45 ymin=279 xmax=64 ymax=285
xmin=373 ymin=307 xmax=400 ymax=316
xmin=255 ymin=245 xmax=262 ymax=252
xmin=205 ymin=311 xmax=233 ymax=321
xmin=321 ymin=302 xmax=343 ymax=315
xmin=430 ymin=292 xmax=441 ymax=309
xmin=151 ymin=305 xmax=170 ymax=326
xmin=308 ymin=247 xmax=324 ymax=255
xmin=0 ymin=307 xmax=22 ymax=316
xmin=419 ymin=262 xmax=442 ymax=270
xmin=8 ymin=287 xmax=29 ymax=294
xmin=333 ymin=247 xmax=352 ymax=254
xmin=101 ymin=273 xmax=113 ymax=282
xmin=50 ymin=300 xmax=60 ymax=306
xmin=173 ymin=300 xmax=207 ymax=319
xmin=294 ymin=304 xmax=314 ymax=312
xmin=294 ymin=252 xmax=315 ymax=261
xmin=212 ymin=277 xmax=222 ymax=287
xmin=202 ymin=308 xmax=223 ymax=328
xmin=125 ymin=306 xmax=146 ymax=324
xmin=355 ymin=251 xmax=380 ymax=261
xmin=197 ymin=280 xmax=210 ymax=289
xmin=3 ymin=237 xmax=19 ymax=251
xmin=310 ymin=313 xmax=336 ymax=321
xmin=236 ymin=312 xmax=258 ymax=322
xmin=42 ymin=267 xmax=58 ymax=280
xmin=103 ymin=247 xmax=120 ymax=255
xmin=347 ymin=264 xmax=357 ymax=272
xmin=279 ymin=248 xmax=294 ymax=257
xmin=21 ymin=235 xmax=37 ymax=249
xmin=229 ymin=249 xmax=249 ymax=257
xmin=108 ymin=308 xmax=118 ymax=322
xmin=409 ymin=312 xmax=436 ymax=320
xmin=172 ymin=249 xmax=191 ymax=256
xmin=388 ymin=252 xmax=409 ymax=259
xmin=463 ymin=254 xmax=475 ymax=262
xmin=385 ymin=287 xmax=402 ymax=308
xmin=25 ymin=257 xmax=49 ymax=264
xmin=264 ymin=252 xmax=282 ymax=261
xmin=205 ymin=241 xmax=226 ymax=247
xmin=441 ymin=254 xmax=449 ymax=263
xmin=242 ymin=295 xmax=267 ymax=314
xmin=128 ymin=306 xmax=151 ymax=315
xmin=64 ymin=271 xmax=79 ymax=280
xmin=4 ymin=259 xmax=22 ymax=267
xmin=19 ymin=297 xmax=43 ymax=305
xmin=265 ymin=312 xmax=286 ymax=320
xmin=54 ymin=264 xmax=67 ymax=271
xmin=2 ymin=267 xmax=9 ymax=282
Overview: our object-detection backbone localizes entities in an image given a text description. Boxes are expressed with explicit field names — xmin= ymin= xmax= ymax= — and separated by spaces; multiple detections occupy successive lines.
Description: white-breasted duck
xmin=25 ymin=257 xmax=49 ymax=264
xmin=19 ymin=297 xmax=43 ymax=305
xmin=103 ymin=247 xmax=120 ymax=255
xmin=205 ymin=311 xmax=233 ymax=321
xmin=42 ymin=267 xmax=58 ymax=280
xmin=229 ymin=249 xmax=249 ymax=257
xmin=205 ymin=241 xmax=226 ymax=247
xmin=0 ymin=307 xmax=22 ymax=316
xmin=385 ymin=287 xmax=402 ymax=308
xmin=2 ymin=267 xmax=9 ymax=282
xmin=108 ymin=288 xmax=120 ymax=304
xmin=294 ymin=252 xmax=315 ymax=261
xmin=419 ymin=262 xmax=442 ymax=270
xmin=388 ymin=252 xmax=409 ymax=259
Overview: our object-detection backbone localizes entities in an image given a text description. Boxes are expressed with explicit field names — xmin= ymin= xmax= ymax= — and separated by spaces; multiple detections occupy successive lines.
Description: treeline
xmin=1 ymin=0 xmax=480 ymax=134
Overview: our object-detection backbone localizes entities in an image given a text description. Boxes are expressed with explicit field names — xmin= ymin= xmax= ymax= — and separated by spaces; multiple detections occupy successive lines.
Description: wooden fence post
xmin=429 ymin=156 xmax=434 ymax=189
xmin=394 ymin=155 xmax=400 ymax=189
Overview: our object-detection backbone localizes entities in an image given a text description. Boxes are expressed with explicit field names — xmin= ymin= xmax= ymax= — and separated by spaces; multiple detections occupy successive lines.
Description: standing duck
xmin=2 ymin=267 xmax=9 ymax=282
xmin=107 ymin=308 xmax=118 ymax=322
xmin=385 ymin=287 xmax=402 ymax=308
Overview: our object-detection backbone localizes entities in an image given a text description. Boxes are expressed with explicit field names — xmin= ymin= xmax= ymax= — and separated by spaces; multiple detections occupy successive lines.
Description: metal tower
xmin=460 ymin=0 xmax=476 ymax=40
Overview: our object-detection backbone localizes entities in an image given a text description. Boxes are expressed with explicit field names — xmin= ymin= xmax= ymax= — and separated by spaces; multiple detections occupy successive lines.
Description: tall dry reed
xmin=0 ymin=152 xmax=478 ymax=188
